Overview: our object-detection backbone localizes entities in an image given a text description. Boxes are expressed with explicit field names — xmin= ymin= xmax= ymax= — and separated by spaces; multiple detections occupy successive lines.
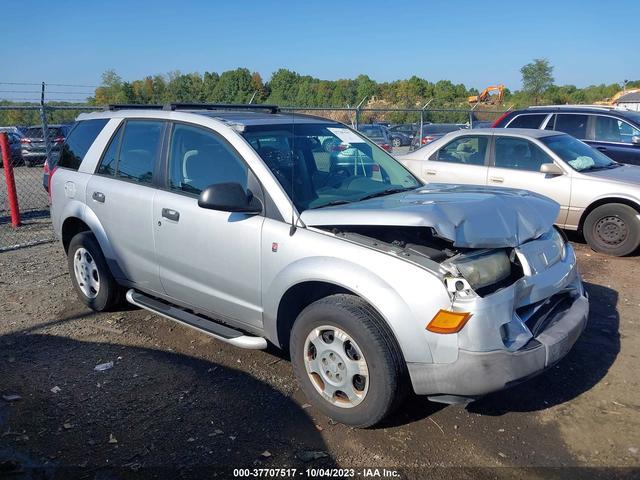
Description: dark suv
xmin=492 ymin=106 xmax=640 ymax=165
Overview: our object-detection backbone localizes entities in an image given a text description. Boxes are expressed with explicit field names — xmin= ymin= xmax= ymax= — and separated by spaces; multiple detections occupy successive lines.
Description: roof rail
xmin=164 ymin=103 xmax=280 ymax=114
xmin=528 ymin=104 xmax=615 ymax=110
xmin=107 ymin=104 xmax=164 ymax=111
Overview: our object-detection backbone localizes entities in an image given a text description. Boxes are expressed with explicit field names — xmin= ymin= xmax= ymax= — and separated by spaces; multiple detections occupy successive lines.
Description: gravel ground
xmin=0 ymin=239 xmax=639 ymax=479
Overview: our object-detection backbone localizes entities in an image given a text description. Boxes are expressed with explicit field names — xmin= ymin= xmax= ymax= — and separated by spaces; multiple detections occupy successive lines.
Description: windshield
xmin=242 ymin=123 xmax=421 ymax=211
xmin=541 ymin=134 xmax=617 ymax=171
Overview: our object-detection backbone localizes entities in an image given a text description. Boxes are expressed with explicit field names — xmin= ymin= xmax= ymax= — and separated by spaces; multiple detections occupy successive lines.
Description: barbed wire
xmin=0 ymin=81 xmax=99 ymax=88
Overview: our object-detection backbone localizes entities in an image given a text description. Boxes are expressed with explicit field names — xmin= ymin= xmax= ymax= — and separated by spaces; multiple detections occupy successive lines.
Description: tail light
xmin=53 ymin=136 xmax=65 ymax=144
xmin=422 ymin=136 xmax=435 ymax=145
xmin=381 ymin=143 xmax=391 ymax=152
xmin=21 ymin=138 xmax=31 ymax=144
xmin=491 ymin=112 xmax=510 ymax=128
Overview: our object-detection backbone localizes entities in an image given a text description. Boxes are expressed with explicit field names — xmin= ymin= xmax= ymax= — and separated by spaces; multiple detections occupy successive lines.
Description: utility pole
xmin=39 ymin=82 xmax=53 ymax=169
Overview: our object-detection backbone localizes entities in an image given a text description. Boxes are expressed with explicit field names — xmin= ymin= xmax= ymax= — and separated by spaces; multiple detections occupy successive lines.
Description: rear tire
xmin=67 ymin=232 xmax=123 ymax=311
xmin=583 ymin=203 xmax=640 ymax=256
xmin=290 ymin=294 xmax=406 ymax=427
xmin=392 ymin=137 xmax=402 ymax=147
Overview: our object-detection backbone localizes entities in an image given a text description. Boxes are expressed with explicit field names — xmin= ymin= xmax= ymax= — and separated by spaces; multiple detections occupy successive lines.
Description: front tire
xmin=392 ymin=137 xmax=402 ymax=147
xmin=67 ymin=232 xmax=123 ymax=311
xmin=290 ymin=294 xmax=406 ymax=427
xmin=583 ymin=203 xmax=640 ymax=256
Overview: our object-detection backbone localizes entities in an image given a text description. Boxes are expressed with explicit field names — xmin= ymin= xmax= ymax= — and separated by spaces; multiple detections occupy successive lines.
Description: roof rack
xmin=163 ymin=103 xmax=280 ymax=114
xmin=107 ymin=104 xmax=164 ymax=111
xmin=528 ymin=104 xmax=615 ymax=110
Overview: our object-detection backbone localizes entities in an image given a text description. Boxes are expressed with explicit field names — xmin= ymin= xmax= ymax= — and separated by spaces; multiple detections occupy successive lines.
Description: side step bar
xmin=126 ymin=289 xmax=267 ymax=350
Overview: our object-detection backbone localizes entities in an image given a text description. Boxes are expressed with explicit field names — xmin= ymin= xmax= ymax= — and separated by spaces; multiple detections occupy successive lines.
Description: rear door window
xmin=435 ymin=136 xmax=488 ymax=166
xmin=58 ymin=119 xmax=109 ymax=170
xmin=96 ymin=120 xmax=164 ymax=184
xmin=116 ymin=121 xmax=164 ymax=184
xmin=506 ymin=114 xmax=547 ymax=129
xmin=554 ymin=114 xmax=588 ymax=139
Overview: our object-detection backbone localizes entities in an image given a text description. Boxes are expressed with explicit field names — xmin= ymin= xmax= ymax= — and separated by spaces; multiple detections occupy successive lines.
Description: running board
xmin=125 ymin=289 xmax=267 ymax=349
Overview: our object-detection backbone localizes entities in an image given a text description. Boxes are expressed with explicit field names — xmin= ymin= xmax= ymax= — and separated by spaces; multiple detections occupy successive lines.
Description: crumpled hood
xmin=300 ymin=184 xmax=559 ymax=248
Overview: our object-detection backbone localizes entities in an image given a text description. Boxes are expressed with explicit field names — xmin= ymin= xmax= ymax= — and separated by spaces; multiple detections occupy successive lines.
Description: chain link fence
xmin=0 ymin=102 xmax=507 ymax=252
xmin=0 ymin=105 xmax=95 ymax=251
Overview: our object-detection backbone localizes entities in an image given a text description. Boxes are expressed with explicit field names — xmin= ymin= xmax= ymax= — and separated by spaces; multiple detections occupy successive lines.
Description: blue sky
xmin=2 ymin=0 xmax=639 ymax=100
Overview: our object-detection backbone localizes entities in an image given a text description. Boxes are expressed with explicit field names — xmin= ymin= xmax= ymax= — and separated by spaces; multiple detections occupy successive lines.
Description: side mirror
xmin=198 ymin=183 xmax=262 ymax=214
xmin=632 ymin=135 xmax=640 ymax=146
xmin=540 ymin=163 xmax=564 ymax=175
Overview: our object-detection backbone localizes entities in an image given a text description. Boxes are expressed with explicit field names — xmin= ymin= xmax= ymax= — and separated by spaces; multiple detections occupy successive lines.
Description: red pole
xmin=0 ymin=132 xmax=21 ymax=228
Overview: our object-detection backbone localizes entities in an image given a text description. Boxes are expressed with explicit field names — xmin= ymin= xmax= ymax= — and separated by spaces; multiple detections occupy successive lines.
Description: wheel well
xmin=578 ymin=198 xmax=640 ymax=232
xmin=276 ymin=281 xmax=352 ymax=350
xmin=61 ymin=217 xmax=91 ymax=253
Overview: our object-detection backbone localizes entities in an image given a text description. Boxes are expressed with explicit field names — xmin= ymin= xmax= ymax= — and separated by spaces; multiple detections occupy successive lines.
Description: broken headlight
xmin=448 ymin=250 xmax=511 ymax=291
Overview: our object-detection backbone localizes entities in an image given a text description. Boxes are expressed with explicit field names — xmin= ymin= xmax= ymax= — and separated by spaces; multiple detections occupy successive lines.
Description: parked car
xmin=49 ymin=105 xmax=587 ymax=427
xmin=20 ymin=124 xmax=71 ymax=167
xmin=0 ymin=131 xmax=24 ymax=167
xmin=388 ymin=129 xmax=412 ymax=147
xmin=389 ymin=124 xmax=419 ymax=146
xmin=410 ymin=123 xmax=465 ymax=151
xmin=492 ymin=105 xmax=640 ymax=166
xmin=398 ymin=128 xmax=640 ymax=256
xmin=357 ymin=123 xmax=393 ymax=152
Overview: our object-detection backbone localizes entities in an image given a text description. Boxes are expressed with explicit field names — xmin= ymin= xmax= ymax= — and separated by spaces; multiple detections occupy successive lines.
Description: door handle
xmin=489 ymin=176 xmax=504 ymax=183
xmin=92 ymin=191 xmax=105 ymax=203
xmin=596 ymin=146 xmax=607 ymax=152
xmin=424 ymin=169 xmax=437 ymax=175
xmin=161 ymin=208 xmax=180 ymax=222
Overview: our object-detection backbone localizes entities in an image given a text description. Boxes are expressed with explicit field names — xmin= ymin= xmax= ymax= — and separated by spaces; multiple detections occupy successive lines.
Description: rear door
xmin=153 ymin=122 xmax=264 ymax=328
xmin=588 ymin=115 xmax=640 ymax=165
xmin=86 ymin=119 xmax=165 ymax=293
xmin=421 ymin=134 xmax=490 ymax=185
xmin=487 ymin=135 xmax=571 ymax=225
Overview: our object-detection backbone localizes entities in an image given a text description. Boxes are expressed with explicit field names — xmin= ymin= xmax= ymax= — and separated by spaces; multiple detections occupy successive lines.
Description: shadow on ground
xmin=468 ymin=282 xmax=619 ymax=415
xmin=0 ymin=333 xmax=334 ymax=479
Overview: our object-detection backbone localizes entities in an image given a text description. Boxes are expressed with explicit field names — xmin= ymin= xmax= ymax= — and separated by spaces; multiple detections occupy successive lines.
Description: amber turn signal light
xmin=426 ymin=310 xmax=471 ymax=334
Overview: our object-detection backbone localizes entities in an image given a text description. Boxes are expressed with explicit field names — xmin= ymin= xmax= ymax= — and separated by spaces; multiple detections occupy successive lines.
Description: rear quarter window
xmin=506 ymin=114 xmax=547 ymax=129
xmin=58 ymin=119 xmax=109 ymax=170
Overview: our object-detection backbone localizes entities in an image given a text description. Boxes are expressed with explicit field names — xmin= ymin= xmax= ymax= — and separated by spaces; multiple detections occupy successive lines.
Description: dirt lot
xmin=1 ymin=239 xmax=639 ymax=479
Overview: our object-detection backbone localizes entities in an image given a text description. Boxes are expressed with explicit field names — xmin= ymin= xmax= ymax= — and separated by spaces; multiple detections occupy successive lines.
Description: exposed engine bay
xmin=319 ymin=225 xmax=526 ymax=296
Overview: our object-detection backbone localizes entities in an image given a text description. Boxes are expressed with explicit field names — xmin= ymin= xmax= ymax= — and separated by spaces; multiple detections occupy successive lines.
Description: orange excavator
xmin=468 ymin=85 xmax=505 ymax=106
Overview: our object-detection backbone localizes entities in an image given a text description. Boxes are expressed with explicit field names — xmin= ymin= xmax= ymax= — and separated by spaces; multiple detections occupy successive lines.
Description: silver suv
xmin=50 ymin=104 xmax=589 ymax=427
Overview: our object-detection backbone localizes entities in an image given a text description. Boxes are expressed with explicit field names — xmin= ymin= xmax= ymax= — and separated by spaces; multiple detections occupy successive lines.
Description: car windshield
xmin=242 ymin=122 xmax=421 ymax=212
xmin=359 ymin=126 xmax=385 ymax=139
xmin=541 ymin=134 xmax=618 ymax=172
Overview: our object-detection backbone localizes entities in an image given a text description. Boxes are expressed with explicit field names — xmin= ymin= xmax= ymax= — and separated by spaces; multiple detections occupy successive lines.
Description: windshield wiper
xmin=580 ymin=163 xmax=621 ymax=172
xmin=358 ymin=187 xmax=414 ymax=202
xmin=311 ymin=200 xmax=352 ymax=209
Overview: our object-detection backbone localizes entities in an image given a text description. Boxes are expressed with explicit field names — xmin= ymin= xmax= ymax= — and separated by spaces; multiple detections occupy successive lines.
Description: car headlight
xmin=549 ymin=227 xmax=567 ymax=262
xmin=447 ymin=250 xmax=511 ymax=291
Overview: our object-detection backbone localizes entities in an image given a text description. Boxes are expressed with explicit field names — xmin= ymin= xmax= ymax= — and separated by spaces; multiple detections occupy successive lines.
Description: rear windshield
xmin=422 ymin=124 xmax=462 ymax=134
xmin=359 ymin=126 xmax=385 ymax=138
xmin=24 ymin=126 xmax=62 ymax=138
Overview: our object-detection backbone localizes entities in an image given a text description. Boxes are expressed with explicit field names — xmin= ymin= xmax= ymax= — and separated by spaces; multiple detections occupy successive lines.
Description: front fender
xmin=263 ymin=256 xmax=445 ymax=363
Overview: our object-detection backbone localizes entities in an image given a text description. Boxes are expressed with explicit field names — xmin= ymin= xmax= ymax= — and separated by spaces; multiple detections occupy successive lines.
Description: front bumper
xmin=408 ymin=290 xmax=588 ymax=398
xmin=408 ymin=239 xmax=589 ymax=399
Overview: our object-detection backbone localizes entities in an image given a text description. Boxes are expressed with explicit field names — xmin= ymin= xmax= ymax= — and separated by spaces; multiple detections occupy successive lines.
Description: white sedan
xmin=397 ymin=128 xmax=640 ymax=256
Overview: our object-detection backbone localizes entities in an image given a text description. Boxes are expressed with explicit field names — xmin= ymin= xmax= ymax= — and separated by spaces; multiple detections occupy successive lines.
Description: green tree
xmin=520 ymin=58 xmax=554 ymax=105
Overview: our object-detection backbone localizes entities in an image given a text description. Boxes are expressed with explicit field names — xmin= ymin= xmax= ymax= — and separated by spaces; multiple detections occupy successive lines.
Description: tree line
xmin=1 ymin=59 xmax=638 ymax=126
